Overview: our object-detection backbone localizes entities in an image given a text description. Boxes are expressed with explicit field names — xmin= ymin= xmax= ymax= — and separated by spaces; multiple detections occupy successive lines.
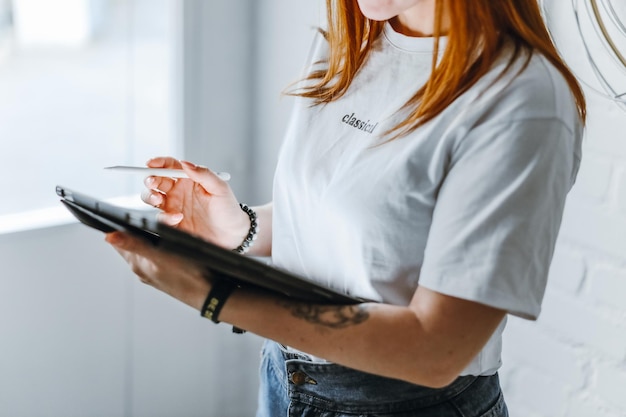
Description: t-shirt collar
xmin=382 ymin=21 xmax=447 ymax=53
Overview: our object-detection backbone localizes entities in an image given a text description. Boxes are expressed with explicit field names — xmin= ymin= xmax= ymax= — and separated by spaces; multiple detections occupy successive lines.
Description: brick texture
xmin=500 ymin=77 xmax=626 ymax=415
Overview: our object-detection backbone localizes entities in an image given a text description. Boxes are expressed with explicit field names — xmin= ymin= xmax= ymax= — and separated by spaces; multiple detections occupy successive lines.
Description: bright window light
xmin=0 ymin=0 xmax=175 ymax=217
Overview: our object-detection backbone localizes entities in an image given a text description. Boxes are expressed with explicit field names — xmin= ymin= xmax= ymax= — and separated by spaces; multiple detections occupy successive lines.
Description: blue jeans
xmin=256 ymin=341 xmax=508 ymax=417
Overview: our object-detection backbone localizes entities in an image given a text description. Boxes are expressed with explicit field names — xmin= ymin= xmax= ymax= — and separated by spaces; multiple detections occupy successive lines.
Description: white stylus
xmin=104 ymin=165 xmax=231 ymax=181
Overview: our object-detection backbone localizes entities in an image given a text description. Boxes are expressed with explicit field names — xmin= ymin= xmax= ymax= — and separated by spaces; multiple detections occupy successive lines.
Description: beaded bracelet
xmin=233 ymin=203 xmax=258 ymax=254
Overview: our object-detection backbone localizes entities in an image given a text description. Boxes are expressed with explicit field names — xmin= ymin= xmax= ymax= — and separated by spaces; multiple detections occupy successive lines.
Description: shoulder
xmin=451 ymin=47 xmax=584 ymax=154
xmin=439 ymin=48 xmax=584 ymax=185
xmin=473 ymin=49 xmax=581 ymax=133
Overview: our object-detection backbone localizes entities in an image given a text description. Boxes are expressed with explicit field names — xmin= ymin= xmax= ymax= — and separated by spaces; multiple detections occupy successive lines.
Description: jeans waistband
xmin=264 ymin=341 xmax=488 ymax=413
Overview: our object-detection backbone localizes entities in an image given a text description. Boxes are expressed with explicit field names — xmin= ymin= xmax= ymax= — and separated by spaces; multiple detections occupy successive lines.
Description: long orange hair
xmin=294 ymin=0 xmax=586 ymax=137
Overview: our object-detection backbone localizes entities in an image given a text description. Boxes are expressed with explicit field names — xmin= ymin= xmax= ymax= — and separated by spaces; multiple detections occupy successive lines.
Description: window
xmin=0 ymin=0 xmax=175 ymax=216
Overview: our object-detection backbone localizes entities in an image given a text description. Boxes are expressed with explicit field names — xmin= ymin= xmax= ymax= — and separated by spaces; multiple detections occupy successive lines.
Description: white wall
xmin=250 ymin=0 xmax=326 ymax=203
xmin=500 ymin=96 xmax=626 ymax=416
xmin=498 ymin=4 xmax=626 ymax=416
xmin=0 ymin=223 xmax=263 ymax=417
xmin=176 ymin=0 xmax=256 ymax=200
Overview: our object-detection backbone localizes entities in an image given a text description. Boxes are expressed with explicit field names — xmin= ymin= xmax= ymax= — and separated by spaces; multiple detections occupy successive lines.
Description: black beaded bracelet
xmin=200 ymin=279 xmax=237 ymax=323
xmin=233 ymin=203 xmax=258 ymax=254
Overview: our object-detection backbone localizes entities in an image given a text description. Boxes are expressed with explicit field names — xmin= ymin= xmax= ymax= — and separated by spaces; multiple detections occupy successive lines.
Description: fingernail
xmin=149 ymin=193 xmax=162 ymax=205
xmin=145 ymin=176 xmax=155 ymax=185
xmin=158 ymin=212 xmax=184 ymax=226
xmin=181 ymin=160 xmax=197 ymax=168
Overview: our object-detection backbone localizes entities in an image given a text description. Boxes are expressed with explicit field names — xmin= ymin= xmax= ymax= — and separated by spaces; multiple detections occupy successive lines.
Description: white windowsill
xmin=0 ymin=194 xmax=146 ymax=235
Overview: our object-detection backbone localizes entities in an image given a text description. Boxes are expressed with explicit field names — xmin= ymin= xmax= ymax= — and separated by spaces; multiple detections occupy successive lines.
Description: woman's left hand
xmin=105 ymin=231 xmax=211 ymax=311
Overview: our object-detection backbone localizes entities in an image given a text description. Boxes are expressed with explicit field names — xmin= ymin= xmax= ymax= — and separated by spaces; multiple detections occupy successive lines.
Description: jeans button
xmin=290 ymin=371 xmax=307 ymax=386
xmin=288 ymin=370 xmax=317 ymax=386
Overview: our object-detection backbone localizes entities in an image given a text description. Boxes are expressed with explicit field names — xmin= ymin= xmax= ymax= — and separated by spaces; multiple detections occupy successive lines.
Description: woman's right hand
xmin=141 ymin=157 xmax=251 ymax=250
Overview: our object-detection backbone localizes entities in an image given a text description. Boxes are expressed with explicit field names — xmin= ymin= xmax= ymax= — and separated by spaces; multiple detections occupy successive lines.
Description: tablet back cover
xmin=56 ymin=186 xmax=364 ymax=304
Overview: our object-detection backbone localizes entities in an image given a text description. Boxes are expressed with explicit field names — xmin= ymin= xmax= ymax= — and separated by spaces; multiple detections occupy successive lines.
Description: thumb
xmin=180 ymin=160 xmax=229 ymax=194
xmin=105 ymin=231 xmax=152 ymax=255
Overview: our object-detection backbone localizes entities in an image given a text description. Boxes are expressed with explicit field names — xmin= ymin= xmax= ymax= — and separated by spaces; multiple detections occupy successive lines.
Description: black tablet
xmin=56 ymin=185 xmax=364 ymax=304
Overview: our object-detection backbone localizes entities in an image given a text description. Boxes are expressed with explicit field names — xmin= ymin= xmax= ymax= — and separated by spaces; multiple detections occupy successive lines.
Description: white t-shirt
xmin=271 ymin=23 xmax=583 ymax=376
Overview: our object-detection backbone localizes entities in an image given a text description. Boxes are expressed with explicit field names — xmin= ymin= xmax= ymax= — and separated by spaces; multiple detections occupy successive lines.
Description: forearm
xmin=106 ymin=227 xmax=503 ymax=388
xmin=208 ymin=286 xmax=487 ymax=388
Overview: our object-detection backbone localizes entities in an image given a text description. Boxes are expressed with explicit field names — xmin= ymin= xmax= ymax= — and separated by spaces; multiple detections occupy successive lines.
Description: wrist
xmin=233 ymin=203 xmax=258 ymax=254
xmin=200 ymin=274 xmax=246 ymax=334
xmin=201 ymin=279 xmax=237 ymax=323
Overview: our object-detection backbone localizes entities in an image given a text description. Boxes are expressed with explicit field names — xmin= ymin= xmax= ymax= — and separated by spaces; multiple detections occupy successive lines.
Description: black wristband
xmin=200 ymin=279 xmax=237 ymax=323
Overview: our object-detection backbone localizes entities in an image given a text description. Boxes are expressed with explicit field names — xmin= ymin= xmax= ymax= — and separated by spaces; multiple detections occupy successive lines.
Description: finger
xmin=105 ymin=232 xmax=158 ymax=284
xmin=141 ymin=189 xmax=165 ymax=208
xmin=146 ymin=156 xmax=183 ymax=169
xmin=105 ymin=231 xmax=152 ymax=256
xmin=156 ymin=212 xmax=184 ymax=226
xmin=180 ymin=160 xmax=229 ymax=195
xmin=145 ymin=175 xmax=176 ymax=194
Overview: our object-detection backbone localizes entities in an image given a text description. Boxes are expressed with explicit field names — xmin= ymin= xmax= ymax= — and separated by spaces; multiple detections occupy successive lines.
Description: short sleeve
xmin=418 ymin=118 xmax=579 ymax=319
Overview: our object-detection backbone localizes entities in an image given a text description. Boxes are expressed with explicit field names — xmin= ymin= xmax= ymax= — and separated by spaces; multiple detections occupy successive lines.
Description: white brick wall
xmin=501 ymin=91 xmax=626 ymax=416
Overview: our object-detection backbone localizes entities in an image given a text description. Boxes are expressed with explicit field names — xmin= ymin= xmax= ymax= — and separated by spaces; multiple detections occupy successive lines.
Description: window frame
xmin=0 ymin=0 xmax=257 ymax=234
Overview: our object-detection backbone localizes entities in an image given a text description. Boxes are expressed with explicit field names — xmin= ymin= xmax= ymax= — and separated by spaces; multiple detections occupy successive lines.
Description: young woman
xmin=106 ymin=0 xmax=586 ymax=415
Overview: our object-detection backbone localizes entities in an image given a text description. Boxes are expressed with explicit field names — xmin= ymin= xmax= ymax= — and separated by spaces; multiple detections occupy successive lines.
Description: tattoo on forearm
xmin=277 ymin=301 xmax=370 ymax=329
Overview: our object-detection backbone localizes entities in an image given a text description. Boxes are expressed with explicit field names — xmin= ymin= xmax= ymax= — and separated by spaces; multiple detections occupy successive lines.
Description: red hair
xmin=293 ymin=0 xmax=586 ymax=137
